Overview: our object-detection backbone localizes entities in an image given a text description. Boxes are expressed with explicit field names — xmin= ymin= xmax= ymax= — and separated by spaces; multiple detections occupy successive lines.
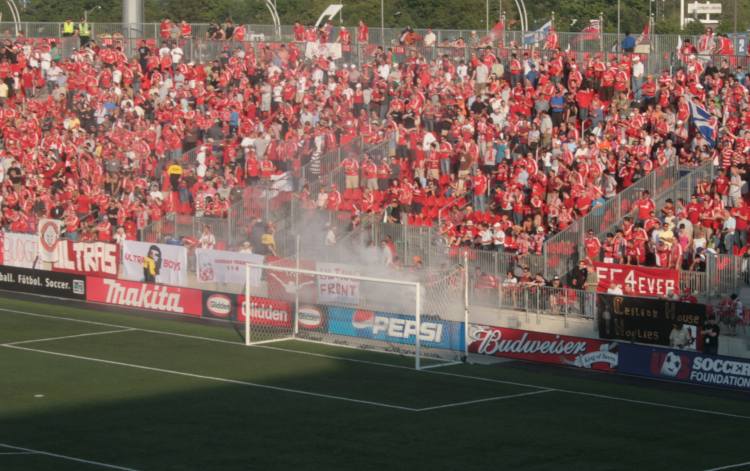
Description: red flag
xmin=637 ymin=21 xmax=650 ymax=47
xmin=571 ymin=19 xmax=600 ymax=44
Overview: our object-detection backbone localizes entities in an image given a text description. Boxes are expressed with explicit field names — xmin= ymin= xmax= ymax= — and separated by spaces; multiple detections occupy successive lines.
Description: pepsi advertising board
xmin=327 ymin=307 xmax=465 ymax=351
xmin=618 ymin=343 xmax=750 ymax=391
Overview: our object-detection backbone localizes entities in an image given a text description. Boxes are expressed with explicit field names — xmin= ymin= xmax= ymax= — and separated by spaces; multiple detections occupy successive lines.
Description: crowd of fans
xmin=0 ymin=19 xmax=748 ymax=286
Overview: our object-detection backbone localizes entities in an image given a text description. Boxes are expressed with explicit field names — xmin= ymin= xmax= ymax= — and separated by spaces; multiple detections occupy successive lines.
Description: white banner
xmin=121 ymin=241 xmax=188 ymax=286
xmin=195 ymin=249 xmax=264 ymax=285
xmin=3 ymin=232 xmax=38 ymax=269
xmin=316 ymin=262 xmax=360 ymax=305
xmin=38 ymin=219 xmax=62 ymax=263
xmin=305 ymin=42 xmax=342 ymax=60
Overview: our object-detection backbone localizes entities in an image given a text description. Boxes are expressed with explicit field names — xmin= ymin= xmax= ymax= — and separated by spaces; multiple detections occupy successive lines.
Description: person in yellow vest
xmin=78 ymin=18 xmax=91 ymax=47
xmin=167 ymin=160 xmax=183 ymax=191
xmin=62 ymin=19 xmax=75 ymax=37
xmin=143 ymin=245 xmax=161 ymax=283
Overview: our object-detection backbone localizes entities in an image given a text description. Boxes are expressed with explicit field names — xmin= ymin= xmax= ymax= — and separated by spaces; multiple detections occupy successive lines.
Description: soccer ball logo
xmin=660 ymin=351 xmax=682 ymax=377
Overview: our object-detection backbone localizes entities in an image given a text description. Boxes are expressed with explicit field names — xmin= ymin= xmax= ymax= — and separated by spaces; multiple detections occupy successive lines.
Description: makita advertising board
xmin=86 ymin=276 xmax=202 ymax=317
xmin=326 ymin=307 xmax=464 ymax=351
xmin=0 ymin=265 xmax=86 ymax=300
xmin=618 ymin=343 xmax=750 ymax=391
xmin=467 ymin=324 xmax=618 ymax=372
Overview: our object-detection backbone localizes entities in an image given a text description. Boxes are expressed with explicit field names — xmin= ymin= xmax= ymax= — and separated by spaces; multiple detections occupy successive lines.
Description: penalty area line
xmin=1 ymin=344 xmax=420 ymax=412
xmin=704 ymin=461 xmax=750 ymax=471
xmin=0 ymin=443 xmax=140 ymax=470
xmin=3 ymin=329 xmax=135 ymax=346
xmin=415 ymin=389 xmax=555 ymax=412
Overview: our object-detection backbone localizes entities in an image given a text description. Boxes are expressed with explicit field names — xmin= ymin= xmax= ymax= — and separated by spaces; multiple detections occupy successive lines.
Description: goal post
xmin=242 ymin=262 xmax=467 ymax=370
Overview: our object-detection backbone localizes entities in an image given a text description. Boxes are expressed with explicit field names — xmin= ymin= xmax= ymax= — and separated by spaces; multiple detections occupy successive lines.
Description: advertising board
xmin=467 ymin=325 xmax=618 ymax=372
xmin=618 ymin=343 xmax=750 ymax=391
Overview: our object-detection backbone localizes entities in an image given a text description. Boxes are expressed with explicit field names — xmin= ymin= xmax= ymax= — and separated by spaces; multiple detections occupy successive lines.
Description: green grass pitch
xmin=0 ymin=294 xmax=749 ymax=471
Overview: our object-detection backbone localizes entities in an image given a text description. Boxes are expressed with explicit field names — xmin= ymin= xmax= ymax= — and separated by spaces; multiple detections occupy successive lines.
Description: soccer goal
xmin=243 ymin=262 xmax=468 ymax=370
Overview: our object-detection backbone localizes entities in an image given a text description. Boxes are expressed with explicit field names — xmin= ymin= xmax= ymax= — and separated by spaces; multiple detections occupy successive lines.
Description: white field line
xmin=2 ymin=344 xmax=419 ymax=412
xmin=0 ymin=443 xmax=140 ymax=470
xmin=3 ymin=307 xmax=750 ymax=419
xmin=0 ymin=451 xmax=35 ymax=455
xmin=3 ymin=329 xmax=135 ymax=346
xmin=704 ymin=461 xmax=750 ymax=471
xmin=416 ymin=389 xmax=555 ymax=412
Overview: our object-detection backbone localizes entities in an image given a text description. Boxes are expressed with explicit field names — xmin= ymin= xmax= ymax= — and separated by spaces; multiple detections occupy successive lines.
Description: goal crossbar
xmin=244 ymin=262 xmax=431 ymax=369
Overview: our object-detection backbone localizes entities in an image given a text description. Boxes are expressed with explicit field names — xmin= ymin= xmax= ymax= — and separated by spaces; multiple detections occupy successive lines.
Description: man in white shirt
xmin=723 ymin=210 xmax=737 ymax=254
xmin=631 ymin=56 xmax=644 ymax=102
xmin=423 ymin=29 xmax=436 ymax=47
xmin=170 ymin=45 xmax=184 ymax=65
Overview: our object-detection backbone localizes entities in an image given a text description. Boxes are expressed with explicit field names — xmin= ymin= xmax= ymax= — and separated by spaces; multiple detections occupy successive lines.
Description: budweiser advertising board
xmin=86 ymin=276 xmax=202 ymax=317
xmin=467 ymin=324 xmax=619 ymax=372
xmin=593 ymin=262 xmax=679 ymax=297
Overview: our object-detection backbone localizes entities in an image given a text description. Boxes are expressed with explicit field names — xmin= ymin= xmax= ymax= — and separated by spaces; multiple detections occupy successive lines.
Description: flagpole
xmin=599 ymin=12 xmax=604 ymax=53
xmin=617 ymin=0 xmax=621 ymax=53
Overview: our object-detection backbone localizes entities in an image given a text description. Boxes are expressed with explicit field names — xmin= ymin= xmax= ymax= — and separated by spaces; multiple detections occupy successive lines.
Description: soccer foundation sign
xmin=618 ymin=343 xmax=750 ymax=391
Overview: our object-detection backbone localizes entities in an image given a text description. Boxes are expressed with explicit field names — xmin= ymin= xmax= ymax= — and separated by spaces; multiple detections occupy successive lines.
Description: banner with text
xmin=316 ymin=262 xmax=360 ymax=306
xmin=593 ymin=262 xmax=679 ymax=297
xmin=2 ymin=232 xmax=38 ymax=269
xmin=597 ymin=294 xmax=706 ymax=350
xmin=305 ymin=42 xmax=342 ymax=60
xmin=195 ymin=249 xmax=264 ymax=285
xmin=1 ymin=233 xmax=118 ymax=277
xmin=467 ymin=324 xmax=618 ymax=372
xmin=86 ymin=276 xmax=202 ymax=317
xmin=121 ymin=241 xmax=188 ymax=287
xmin=52 ymin=240 xmax=119 ymax=278
xmin=618 ymin=343 xmax=750 ymax=391
xmin=0 ymin=264 xmax=86 ymax=300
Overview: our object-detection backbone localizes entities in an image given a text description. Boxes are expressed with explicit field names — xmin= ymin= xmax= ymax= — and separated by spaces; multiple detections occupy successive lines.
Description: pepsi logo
xmin=298 ymin=306 xmax=323 ymax=329
xmin=206 ymin=294 xmax=232 ymax=318
xmin=352 ymin=310 xmax=374 ymax=329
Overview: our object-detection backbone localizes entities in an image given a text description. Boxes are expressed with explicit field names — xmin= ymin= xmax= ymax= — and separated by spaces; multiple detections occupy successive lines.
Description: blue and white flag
xmin=688 ymin=99 xmax=716 ymax=148
xmin=523 ymin=21 xmax=552 ymax=46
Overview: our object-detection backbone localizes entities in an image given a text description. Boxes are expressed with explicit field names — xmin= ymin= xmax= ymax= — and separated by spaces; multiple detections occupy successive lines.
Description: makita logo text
xmin=103 ymin=278 xmax=184 ymax=313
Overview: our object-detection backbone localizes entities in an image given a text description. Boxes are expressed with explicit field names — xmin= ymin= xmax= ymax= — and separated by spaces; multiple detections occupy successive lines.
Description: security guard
xmin=78 ymin=18 xmax=91 ymax=47
xmin=62 ymin=19 xmax=75 ymax=37
xmin=143 ymin=245 xmax=161 ymax=283
xmin=167 ymin=160 xmax=183 ymax=191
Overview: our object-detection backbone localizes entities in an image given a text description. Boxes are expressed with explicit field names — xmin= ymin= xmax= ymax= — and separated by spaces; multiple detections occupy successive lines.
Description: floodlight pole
xmin=381 ymin=0 xmax=385 ymax=47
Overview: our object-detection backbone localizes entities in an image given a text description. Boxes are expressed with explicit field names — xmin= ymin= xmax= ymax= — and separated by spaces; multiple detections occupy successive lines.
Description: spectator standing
xmin=199 ymin=225 xmax=216 ymax=250
xmin=701 ymin=316 xmax=720 ymax=355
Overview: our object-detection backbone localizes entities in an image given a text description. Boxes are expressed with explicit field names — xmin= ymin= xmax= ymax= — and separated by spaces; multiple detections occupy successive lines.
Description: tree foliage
xmin=19 ymin=0 xmax=750 ymax=34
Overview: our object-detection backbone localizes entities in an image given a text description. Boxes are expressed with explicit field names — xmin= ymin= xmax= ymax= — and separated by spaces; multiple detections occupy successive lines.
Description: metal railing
xmin=469 ymin=282 xmax=597 ymax=319
xmin=3 ymin=21 xmax=745 ymax=74
xmin=543 ymin=164 xmax=682 ymax=279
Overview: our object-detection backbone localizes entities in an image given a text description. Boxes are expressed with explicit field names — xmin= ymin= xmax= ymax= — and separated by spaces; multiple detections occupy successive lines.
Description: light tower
xmin=123 ymin=0 xmax=143 ymax=49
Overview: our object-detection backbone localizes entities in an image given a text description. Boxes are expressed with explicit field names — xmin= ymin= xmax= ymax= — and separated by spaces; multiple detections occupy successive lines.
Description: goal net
xmin=242 ymin=262 xmax=467 ymax=370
